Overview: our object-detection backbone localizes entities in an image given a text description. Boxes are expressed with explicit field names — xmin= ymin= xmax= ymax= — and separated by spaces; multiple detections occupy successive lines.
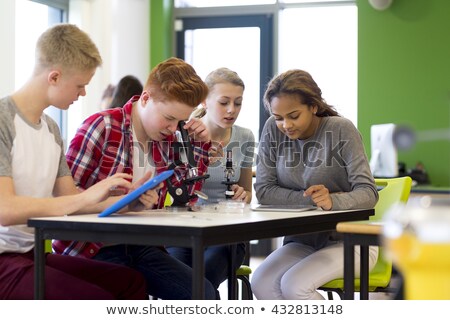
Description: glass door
xmin=176 ymin=15 xmax=274 ymax=256
xmin=175 ymin=14 xmax=274 ymax=141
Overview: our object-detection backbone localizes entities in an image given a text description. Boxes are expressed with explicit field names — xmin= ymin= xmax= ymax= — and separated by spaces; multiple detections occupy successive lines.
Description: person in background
xmin=196 ymin=68 xmax=255 ymax=204
xmin=99 ymin=83 xmax=115 ymax=110
xmin=251 ymin=69 xmax=379 ymax=300
xmin=107 ymin=75 xmax=143 ymax=109
xmin=52 ymin=57 xmax=217 ymax=300
xmin=167 ymin=67 xmax=255 ymax=296
xmin=0 ymin=23 xmax=147 ymax=300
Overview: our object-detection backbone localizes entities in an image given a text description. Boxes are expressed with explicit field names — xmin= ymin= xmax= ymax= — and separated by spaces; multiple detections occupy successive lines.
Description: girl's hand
xmin=303 ymin=184 xmax=332 ymax=210
xmin=231 ymin=184 xmax=249 ymax=202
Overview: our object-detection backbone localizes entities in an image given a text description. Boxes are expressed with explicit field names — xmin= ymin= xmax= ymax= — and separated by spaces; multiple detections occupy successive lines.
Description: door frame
xmin=175 ymin=14 xmax=274 ymax=140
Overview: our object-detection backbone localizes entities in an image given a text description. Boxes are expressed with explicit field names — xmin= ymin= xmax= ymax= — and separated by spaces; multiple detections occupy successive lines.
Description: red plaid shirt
xmin=53 ymin=96 xmax=210 ymax=258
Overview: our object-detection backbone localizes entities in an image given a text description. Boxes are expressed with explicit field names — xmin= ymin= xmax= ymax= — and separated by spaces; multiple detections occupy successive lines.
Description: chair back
xmin=319 ymin=176 xmax=413 ymax=297
xmin=372 ymin=177 xmax=412 ymax=221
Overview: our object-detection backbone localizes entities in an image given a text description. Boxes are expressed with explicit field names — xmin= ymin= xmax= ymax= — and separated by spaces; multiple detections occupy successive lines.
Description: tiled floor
xmin=219 ymin=256 xmax=397 ymax=300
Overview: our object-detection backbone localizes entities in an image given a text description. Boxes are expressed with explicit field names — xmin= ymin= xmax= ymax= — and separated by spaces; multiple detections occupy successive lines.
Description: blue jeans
xmin=93 ymin=244 xmax=216 ymax=300
xmin=167 ymin=243 xmax=246 ymax=294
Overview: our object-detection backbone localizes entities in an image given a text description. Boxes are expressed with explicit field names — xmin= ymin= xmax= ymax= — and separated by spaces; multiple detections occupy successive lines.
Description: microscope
xmin=166 ymin=121 xmax=209 ymax=207
xmin=221 ymin=149 xmax=237 ymax=199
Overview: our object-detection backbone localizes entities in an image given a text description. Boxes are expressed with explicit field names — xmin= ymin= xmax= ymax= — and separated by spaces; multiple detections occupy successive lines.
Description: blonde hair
xmin=35 ymin=24 xmax=102 ymax=72
xmin=144 ymin=57 xmax=208 ymax=108
xmin=193 ymin=67 xmax=245 ymax=118
xmin=204 ymin=67 xmax=245 ymax=91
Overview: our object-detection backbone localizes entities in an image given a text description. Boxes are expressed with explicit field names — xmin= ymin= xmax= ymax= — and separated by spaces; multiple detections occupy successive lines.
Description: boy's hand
xmin=184 ymin=118 xmax=210 ymax=142
xmin=136 ymin=183 xmax=162 ymax=209
xmin=84 ymin=173 xmax=133 ymax=205
xmin=130 ymin=171 xmax=162 ymax=210
xmin=208 ymin=140 xmax=224 ymax=165
xmin=303 ymin=185 xmax=332 ymax=210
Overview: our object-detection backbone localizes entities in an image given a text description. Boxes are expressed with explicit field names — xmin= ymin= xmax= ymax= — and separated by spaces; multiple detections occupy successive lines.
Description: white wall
xmin=0 ymin=0 xmax=149 ymax=142
xmin=0 ymin=1 xmax=16 ymax=98
xmin=67 ymin=0 xmax=150 ymax=141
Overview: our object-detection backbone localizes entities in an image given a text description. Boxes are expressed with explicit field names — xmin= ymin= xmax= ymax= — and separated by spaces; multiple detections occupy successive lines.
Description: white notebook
xmin=251 ymin=204 xmax=317 ymax=212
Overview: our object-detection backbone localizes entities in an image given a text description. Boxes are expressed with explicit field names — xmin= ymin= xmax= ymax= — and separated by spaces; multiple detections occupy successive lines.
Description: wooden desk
xmin=336 ymin=221 xmax=382 ymax=300
xmin=28 ymin=206 xmax=374 ymax=299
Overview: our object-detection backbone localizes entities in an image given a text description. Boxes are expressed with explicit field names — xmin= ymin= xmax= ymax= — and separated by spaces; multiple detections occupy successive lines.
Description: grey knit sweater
xmin=254 ymin=116 xmax=378 ymax=248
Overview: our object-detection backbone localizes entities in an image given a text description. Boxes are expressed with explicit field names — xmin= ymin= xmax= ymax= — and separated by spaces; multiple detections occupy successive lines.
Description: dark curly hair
xmin=264 ymin=69 xmax=339 ymax=117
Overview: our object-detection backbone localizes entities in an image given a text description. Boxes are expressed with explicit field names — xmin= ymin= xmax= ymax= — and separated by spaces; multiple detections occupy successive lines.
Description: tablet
xmin=98 ymin=170 xmax=175 ymax=217
xmin=251 ymin=204 xmax=317 ymax=212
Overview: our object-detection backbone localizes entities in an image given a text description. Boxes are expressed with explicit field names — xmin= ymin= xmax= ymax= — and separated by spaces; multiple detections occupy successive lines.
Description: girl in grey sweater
xmin=251 ymin=69 xmax=379 ymax=299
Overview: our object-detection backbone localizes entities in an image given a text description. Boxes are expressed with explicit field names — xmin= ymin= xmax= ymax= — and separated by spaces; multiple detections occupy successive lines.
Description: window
xmin=176 ymin=0 xmax=348 ymax=5
xmin=14 ymin=0 xmax=69 ymax=144
xmin=175 ymin=0 xmax=358 ymax=140
xmin=186 ymin=27 xmax=262 ymax=139
xmin=280 ymin=0 xmax=348 ymax=3
xmin=178 ymin=15 xmax=273 ymax=141
xmin=175 ymin=0 xmax=275 ymax=7
xmin=278 ymin=4 xmax=357 ymax=123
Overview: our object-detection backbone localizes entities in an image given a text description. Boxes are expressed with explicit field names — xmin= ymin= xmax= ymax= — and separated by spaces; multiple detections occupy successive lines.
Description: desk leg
xmin=34 ymin=229 xmax=45 ymax=299
xmin=192 ymin=237 xmax=205 ymax=299
xmin=343 ymin=234 xmax=355 ymax=300
xmin=227 ymin=244 xmax=237 ymax=300
xmin=360 ymin=245 xmax=369 ymax=300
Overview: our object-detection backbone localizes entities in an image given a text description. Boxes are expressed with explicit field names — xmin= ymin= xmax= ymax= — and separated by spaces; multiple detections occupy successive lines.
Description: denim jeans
xmin=166 ymin=243 xmax=246 ymax=294
xmin=93 ymin=244 xmax=216 ymax=300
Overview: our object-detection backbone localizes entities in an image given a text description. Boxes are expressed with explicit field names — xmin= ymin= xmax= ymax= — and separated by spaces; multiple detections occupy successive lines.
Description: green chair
xmin=235 ymin=241 xmax=253 ymax=299
xmin=45 ymin=239 xmax=52 ymax=253
xmin=236 ymin=265 xmax=253 ymax=299
xmin=319 ymin=177 xmax=412 ymax=299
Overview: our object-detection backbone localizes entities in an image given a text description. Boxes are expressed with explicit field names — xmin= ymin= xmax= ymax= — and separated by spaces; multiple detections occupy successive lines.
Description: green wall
xmin=357 ymin=0 xmax=450 ymax=186
xmin=150 ymin=0 xmax=173 ymax=68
